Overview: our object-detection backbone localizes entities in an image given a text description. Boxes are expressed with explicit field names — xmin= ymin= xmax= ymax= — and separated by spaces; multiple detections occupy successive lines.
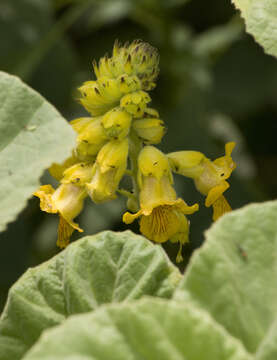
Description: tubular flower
xmin=168 ymin=142 xmax=236 ymax=221
xmin=123 ymin=146 xmax=198 ymax=262
xmin=34 ymin=184 xmax=86 ymax=248
xmin=86 ymin=138 xmax=129 ymax=203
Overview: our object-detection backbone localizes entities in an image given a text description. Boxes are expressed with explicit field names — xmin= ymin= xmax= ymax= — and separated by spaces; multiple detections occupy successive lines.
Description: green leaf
xmin=22 ymin=298 xmax=252 ymax=360
xmin=174 ymin=200 xmax=277 ymax=358
xmin=0 ymin=71 xmax=75 ymax=231
xmin=0 ymin=231 xmax=181 ymax=360
xmin=232 ymin=0 xmax=277 ymax=59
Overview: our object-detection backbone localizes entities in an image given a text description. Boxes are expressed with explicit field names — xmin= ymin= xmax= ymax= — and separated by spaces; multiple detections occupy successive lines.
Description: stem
xmin=117 ymin=189 xmax=135 ymax=199
xmin=128 ymin=130 xmax=143 ymax=210
xmin=124 ymin=169 xmax=133 ymax=176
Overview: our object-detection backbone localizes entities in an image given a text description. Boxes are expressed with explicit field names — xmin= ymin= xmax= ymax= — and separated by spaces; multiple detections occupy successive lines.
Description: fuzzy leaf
xmin=232 ymin=0 xmax=277 ymax=58
xmin=0 ymin=231 xmax=181 ymax=360
xmin=174 ymin=200 xmax=277 ymax=359
xmin=0 ymin=71 xmax=75 ymax=231
xmin=22 ymin=298 xmax=252 ymax=360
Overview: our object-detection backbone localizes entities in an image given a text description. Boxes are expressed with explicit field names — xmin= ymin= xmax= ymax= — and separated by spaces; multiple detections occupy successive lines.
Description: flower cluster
xmin=34 ymin=40 xmax=236 ymax=262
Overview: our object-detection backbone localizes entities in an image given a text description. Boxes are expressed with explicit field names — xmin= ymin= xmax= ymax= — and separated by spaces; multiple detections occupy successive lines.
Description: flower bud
xmin=93 ymin=40 xmax=159 ymax=91
xmin=101 ymin=107 xmax=132 ymax=140
xmin=120 ymin=90 xmax=151 ymax=118
xmin=79 ymin=79 xmax=122 ymax=116
xmin=70 ymin=117 xmax=93 ymax=134
xmin=74 ymin=117 xmax=108 ymax=159
xmin=62 ymin=162 xmax=93 ymax=186
xmin=167 ymin=151 xmax=205 ymax=179
xmin=86 ymin=139 xmax=129 ymax=203
xmin=133 ymin=118 xmax=166 ymax=144
xmin=142 ymin=107 xmax=159 ymax=118
xmin=118 ymin=74 xmax=141 ymax=94
xmin=49 ymin=155 xmax=78 ymax=181
xmin=137 ymin=146 xmax=172 ymax=185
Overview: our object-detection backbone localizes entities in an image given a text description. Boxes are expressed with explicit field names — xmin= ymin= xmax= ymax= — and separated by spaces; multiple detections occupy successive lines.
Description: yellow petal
xmin=49 ymin=156 xmax=78 ymax=181
xmin=212 ymin=195 xmax=232 ymax=221
xmin=57 ymin=216 xmax=74 ymax=249
xmin=139 ymin=206 xmax=182 ymax=244
xmin=33 ymin=185 xmax=57 ymax=214
xmin=57 ymin=214 xmax=83 ymax=249
xmin=169 ymin=214 xmax=190 ymax=263
xmin=122 ymin=210 xmax=142 ymax=224
xmin=205 ymin=181 xmax=230 ymax=207
xmin=176 ymin=199 xmax=199 ymax=215
xmin=225 ymin=142 xmax=236 ymax=157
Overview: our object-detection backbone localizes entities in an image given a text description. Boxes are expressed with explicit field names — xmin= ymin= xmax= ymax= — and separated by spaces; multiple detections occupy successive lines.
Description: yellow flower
xmin=86 ymin=138 xmax=129 ymax=203
xmin=168 ymin=142 xmax=236 ymax=221
xmin=123 ymin=146 xmax=198 ymax=262
xmin=34 ymin=184 xmax=86 ymax=248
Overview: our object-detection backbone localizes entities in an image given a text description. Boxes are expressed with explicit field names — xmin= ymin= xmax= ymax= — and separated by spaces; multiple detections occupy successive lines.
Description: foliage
xmin=0 ymin=201 xmax=276 ymax=359
xmin=0 ymin=231 xmax=180 ymax=360
xmin=0 ymin=71 xmax=75 ymax=232
xmin=1 ymin=0 xmax=277 ymax=358
xmin=232 ymin=0 xmax=277 ymax=59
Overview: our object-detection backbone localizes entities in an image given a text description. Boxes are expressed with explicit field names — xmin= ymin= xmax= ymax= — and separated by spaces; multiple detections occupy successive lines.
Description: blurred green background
xmin=1 ymin=0 xmax=276 ymax=311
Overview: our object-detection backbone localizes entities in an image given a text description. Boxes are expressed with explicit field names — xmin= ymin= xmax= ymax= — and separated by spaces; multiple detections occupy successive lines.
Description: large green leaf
xmin=22 ymin=298 xmax=251 ymax=360
xmin=0 ymin=231 xmax=181 ymax=360
xmin=174 ymin=201 xmax=277 ymax=359
xmin=232 ymin=0 xmax=277 ymax=59
xmin=0 ymin=71 xmax=75 ymax=231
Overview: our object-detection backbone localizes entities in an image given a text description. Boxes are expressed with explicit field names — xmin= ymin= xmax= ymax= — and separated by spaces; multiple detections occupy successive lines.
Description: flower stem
xmin=128 ymin=130 xmax=142 ymax=210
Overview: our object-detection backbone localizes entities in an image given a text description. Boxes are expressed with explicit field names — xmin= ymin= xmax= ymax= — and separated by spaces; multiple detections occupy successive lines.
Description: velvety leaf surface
xmin=232 ymin=0 xmax=277 ymax=58
xmin=23 ymin=298 xmax=252 ymax=360
xmin=174 ymin=201 xmax=277 ymax=359
xmin=0 ymin=231 xmax=181 ymax=360
xmin=0 ymin=71 xmax=75 ymax=231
